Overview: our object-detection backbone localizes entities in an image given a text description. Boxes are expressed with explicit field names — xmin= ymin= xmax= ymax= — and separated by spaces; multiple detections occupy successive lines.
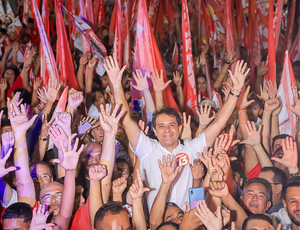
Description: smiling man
xmin=105 ymin=56 xmax=249 ymax=210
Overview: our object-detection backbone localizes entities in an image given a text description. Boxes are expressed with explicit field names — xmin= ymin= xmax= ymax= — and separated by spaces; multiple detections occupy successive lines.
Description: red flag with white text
xmin=182 ymin=0 xmax=197 ymax=116
xmin=122 ymin=0 xmax=131 ymax=67
xmin=277 ymin=51 xmax=297 ymax=137
xmin=54 ymin=0 xmax=79 ymax=90
xmin=133 ymin=0 xmax=179 ymax=112
xmin=113 ymin=0 xmax=122 ymax=67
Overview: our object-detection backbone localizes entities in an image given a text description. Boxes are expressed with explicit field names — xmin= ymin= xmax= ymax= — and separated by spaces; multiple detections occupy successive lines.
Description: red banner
xmin=113 ymin=0 xmax=122 ymax=67
xmin=172 ymin=42 xmax=179 ymax=70
xmin=122 ymin=0 xmax=131 ymax=67
xmin=85 ymin=0 xmax=94 ymax=29
xmin=182 ymin=0 xmax=197 ymax=116
xmin=42 ymin=0 xmax=49 ymax=40
xmin=55 ymin=0 xmax=79 ymax=90
xmin=282 ymin=0 xmax=295 ymax=62
xmin=132 ymin=0 xmax=179 ymax=112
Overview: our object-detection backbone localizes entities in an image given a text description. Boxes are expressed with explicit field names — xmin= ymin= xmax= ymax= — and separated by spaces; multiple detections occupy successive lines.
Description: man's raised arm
xmin=205 ymin=60 xmax=249 ymax=147
xmin=104 ymin=56 xmax=141 ymax=150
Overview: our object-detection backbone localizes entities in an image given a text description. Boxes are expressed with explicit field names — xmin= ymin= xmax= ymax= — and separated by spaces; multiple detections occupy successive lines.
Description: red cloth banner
xmin=113 ymin=0 xmax=122 ymax=67
xmin=182 ymin=0 xmax=197 ymax=116
xmin=122 ymin=0 xmax=131 ymax=67
xmin=282 ymin=0 xmax=295 ymax=62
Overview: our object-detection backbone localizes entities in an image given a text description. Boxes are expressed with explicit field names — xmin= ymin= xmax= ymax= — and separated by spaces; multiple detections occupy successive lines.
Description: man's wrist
xmin=288 ymin=166 xmax=299 ymax=174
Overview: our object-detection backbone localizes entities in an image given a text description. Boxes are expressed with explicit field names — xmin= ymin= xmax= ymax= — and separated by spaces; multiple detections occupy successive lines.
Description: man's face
xmin=241 ymin=183 xmax=271 ymax=214
xmin=117 ymin=161 xmax=130 ymax=180
xmin=197 ymin=77 xmax=207 ymax=94
xmin=258 ymin=171 xmax=279 ymax=204
xmin=85 ymin=142 xmax=102 ymax=168
xmin=244 ymin=219 xmax=272 ymax=230
xmin=3 ymin=218 xmax=30 ymax=230
xmin=283 ymin=187 xmax=300 ymax=226
xmin=40 ymin=182 xmax=63 ymax=217
xmin=95 ymin=210 xmax=131 ymax=230
xmin=153 ymin=114 xmax=182 ymax=149
xmin=30 ymin=164 xmax=52 ymax=190
xmin=164 ymin=206 xmax=184 ymax=225
xmin=91 ymin=121 xmax=104 ymax=143
xmin=272 ymin=138 xmax=284 ymax=153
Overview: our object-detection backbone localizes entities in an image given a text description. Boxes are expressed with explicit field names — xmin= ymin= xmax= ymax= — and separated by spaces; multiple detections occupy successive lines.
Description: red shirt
xmin=245 ymin=162 xmax=261 ymax=180
xmin=70 ymin=197 xmax=90 ymax=230
xmin=6 ymin=74 xmax=23 ymax=98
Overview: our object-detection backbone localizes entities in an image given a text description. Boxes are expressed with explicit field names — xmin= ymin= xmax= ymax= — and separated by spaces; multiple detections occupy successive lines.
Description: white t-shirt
xmin=132 ymin=130 xmax=207 ymax=211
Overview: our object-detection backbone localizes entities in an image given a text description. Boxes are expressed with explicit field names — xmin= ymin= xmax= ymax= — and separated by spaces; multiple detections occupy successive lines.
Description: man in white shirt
xmin=104 ymin=56 xmax=248 ymax=210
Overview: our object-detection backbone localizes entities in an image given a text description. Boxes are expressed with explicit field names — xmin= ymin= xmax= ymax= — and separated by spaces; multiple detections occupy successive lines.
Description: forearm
xmin=176 ymin=85 xmax=184 ymax=112
xmin=21 ymin=70 xmax=32 ymax=92
xmin=42 ymin=100 xmax=54 ymax=115
xmin=33 ymin=59 xmax=41 ymax=77
xmin=100 ymin=133 xmax=115 ymax=203
xmin=12 ymin=52 xmax=18 ymax=66
xmin=244 ymin=145 xmax=259 ymax=173
xmin=0 ymin=91 xmax=6 ymax=108
xmin=255 ymin=74 xmax=264 ymax=95
xmin=112 ymin=192 xmax=123 ymax=203
xmin=85 ymin=68 xmax=94 ymax=111
xmin=221 ymin=194 xmax=247 ymax=230
xmin=77 ymin=66 xmax=85 ymax=92
xmin=14 ymin=134 xmax=36 ymax=206
xmin=132 ymin=199 xmax=147 ymax=230
xmin=89 ymin=180 xmax=103 ymax=229
xmin=271 ymin=114 xmax=280 ymax=141
xmin=253 ymin=144 xmax=273 ymax=168
xmin=195 ymin=125 xmax=206 ymax=137
xmin=213 ymin=64 xmax=229 ymax=89
xmin=0 ymin=178 xmax=13 ymax=206
xmin=155 ymin=91 xmax=164 ymax=111
xmin=238 ymin=113 xmax=250 ymax=139
xmin=31 ymin=90 xmax=39 ymax=107
xmin=261 ymin=111 xmax=271 ymax=153
xmin=150 ymin=183 xmax=171 ymax=229
xmin=142 ymin=89 xmax=155 ymax=113
xmin=192 ymin=179 xmax=202 ymax=188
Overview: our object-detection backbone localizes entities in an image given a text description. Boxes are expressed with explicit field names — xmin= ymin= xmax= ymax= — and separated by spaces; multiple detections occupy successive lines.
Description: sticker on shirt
xmin=175 ymin=153 xmax=189 ymax=167
xmin=123 ymin=204 xmax=133 ymax=218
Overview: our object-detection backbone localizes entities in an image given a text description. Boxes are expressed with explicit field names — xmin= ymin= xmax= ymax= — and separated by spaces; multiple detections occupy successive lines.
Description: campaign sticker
xmin=175 ymin=153 xmax=189 ymax=167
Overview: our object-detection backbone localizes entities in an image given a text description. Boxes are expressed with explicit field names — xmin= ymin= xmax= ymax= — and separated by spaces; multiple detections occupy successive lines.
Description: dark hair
xmin=248 ymin=94 xmax=264 ymax=110
xmin=156 ymin=222 xmax=179 ymax=230
xmin=152 ymin=107 xmax=181 ymax=129
xmin=27 ymin=18 xmax=34 ymax=24
xmin=283 ymin=176 xmax=300 ymax=200
xmin=12 ymin=88 xmax=31 ymax=105
xmin=243 ymin=178 xmax=272 ymax=202
xmin=116 ymin=158 xmax=133 ymax=175
xmin=231 ymin=160 xmax=243 ymax=176
xmin=196 ymin=74 xmax=206 ymax=81
xmin=242 ymin=214 xmax=272 ymax=230
xmin=260 ymin=167 xmax=287 ymax=196
xmin=30 ymin=161 xmax=53 ymax=178
xmin=56 ymin=176 xmax=83 ymax=188
xmin=1 ymin=118 xmax=10 ymax=127
xmin=94 ymin=201 xmax=125 ymax=229
xmin=163 ymin=202 xmax=183 ymax=221
xmin=92 ymin=87 xmax=105 ymax=104
xmin=2 ymin=202 xmax=32 ymax=223
xmin=3 ymin=65 xmax=20 ymax=83
xmin=0 ymin=28 xmax=6 ymax=35
xmin=272 ymin=134 xmax=292 ymax=149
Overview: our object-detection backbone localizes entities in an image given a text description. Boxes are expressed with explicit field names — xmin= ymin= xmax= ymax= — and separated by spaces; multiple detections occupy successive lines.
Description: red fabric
xmin=182 ymin=0 xmax=197 ymax=116
xmin=282 ymin=0 xmax=295 ymax=63
xmin=113 ymin=0 xmax=122 ymax=67
xmin=70 ymin=198 xmax=90 ymax=230
xmin=109 ymin=3 xmax=116 ymax=46
xmin=85 ymin=0 xmax=94 ymax=29
xmin=42 ymin=0 xmax=50 ymax=41
xmin=122 ymin=0 xmax=131 ymax=67
xmin=6 ymin=74 xmax=23 ymax=99
xmin=29 ymin=28 xmax=40 ymax=46
xmin=245 ymin=162 xmax=261 ymax=180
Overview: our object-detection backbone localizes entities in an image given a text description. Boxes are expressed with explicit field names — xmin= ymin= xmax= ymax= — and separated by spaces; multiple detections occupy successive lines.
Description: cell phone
xmin=189 ymin=187 xmax=205 ymax=209
xmin=132 ymin=99 xmax=143 ymax=118
xmin=78 ymin=120 xmax=92 ymax=136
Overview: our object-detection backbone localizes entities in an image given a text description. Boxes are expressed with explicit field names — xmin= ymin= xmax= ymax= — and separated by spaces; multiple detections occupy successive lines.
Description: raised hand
xmin=260 ymin=83 xmax=269 ymax=101
xmin=197 ymin=104 xmax=216 ymax=128
xmin=89 ymin=164 xmax=108 ymax=181
xmin=189 ymin=159 xmax=205 ymax=180
xmin=30 ymin=204 xmax=54 ymax=230
xmin=0 ymin=148 xmax=16 ymax=178
xmin=158 ymin=154 xmax=180 ymax=185
xmin=195 ymin=201 xmax=223 ymax=230
xmin=103 ymin=56 xmax=127 ymax=86
xmin=221 ymin=83 xmax=231 ymax=99
xmin=225 ymin=48 xmax=237 ymax=64
xmin=129 ymin=169 xmax=150 ymax=200
xmin=98 ymin=104 xmax=124 ymax=136
xmin=266 ymin=80 xmax=277 ymax=99
xmin=208 ymin=181 xmax=230 ymax=198
xmin=206 ymin=152 xmax=223 ymax=181
xmin=55 ymin=112 xmax=71 ymax=133
xmin=112 ymin=177 xmax=128 ymax=195
xmin=7 ymin=91 xmax=23 ymax=109
xmin=88 ymin=57 xmax=99 ymax=70
xmin=138 ymin=120 xmax=149 ymax=135
xmin=79 ymin=51 xmax=91 ymax=66
xmin=44 ymin=78 xmax=61 ymax=102
xmin=132 ymin=69 xmax=149 ymax=92
xmin=1 ymin=131 xmax=14 ymax=147
xmin=197 ymin=147 xmax=213 ymax=169
xmin=228 ymin=60 xmax=250 ymax=90
xmin=40 ymin=114 xmax=53 ymax=139
xmin=240 ymin=121 xmax=261 ymax=147
xmin=150 ymin=69 xmax=172 ymax=92
xmin=48 ymin=125 xmax=69 ymax=150
xmin=257 ymin=61 xmax=268 ymax=77
xmin=12 ymin=42 xmax=19 ymax=53
xmin=172 ymin=71 xmax=183 ymax=86
xmin=287 ymin=92 xmax=300 ymax=117
xmin=254 ymin=52 xmax=262 ymax=66
xmin=181 ymin=112 xmax=191 ymax=140
xmin=236 ymin=86 xmax=254 ymax=110
xmin=264 ymin=97 xmax=280 ymax=112
xmin=33 ymin=77 xmax=42 ymax=91
xmin=67 ymin=89 xmax=83 ymax=110
xmin=33 ymin=102 xmax=44 ymax=115
xmin=10 ymin=103 xmax=38 ymax=135
xmin=272 ymin=137 xmax=299 ymax=174
xmin=53 ymin=136 xmax=84 ymax=171
xmin=0 ymin=78 xmax=7 ymax=91
xmin=37 ymin=88 xmax=47 ymax=104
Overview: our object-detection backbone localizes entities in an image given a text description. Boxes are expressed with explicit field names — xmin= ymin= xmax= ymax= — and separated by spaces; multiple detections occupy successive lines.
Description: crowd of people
xmin=0 ymin=0 xmax=299 ymax=230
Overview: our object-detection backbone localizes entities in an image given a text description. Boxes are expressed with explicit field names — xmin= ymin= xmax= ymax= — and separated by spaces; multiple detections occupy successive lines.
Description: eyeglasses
xmin=41 ymin=192 xmax=62 ymax=203
xmin=117 ymin=167 xmax=129 ymax=175
xmin=31 ymin=173 xmax=51 ymax=181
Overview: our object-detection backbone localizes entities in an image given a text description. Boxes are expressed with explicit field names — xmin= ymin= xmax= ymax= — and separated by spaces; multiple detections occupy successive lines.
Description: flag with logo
xmin=277 ymin=51 xmax=297 ymax=137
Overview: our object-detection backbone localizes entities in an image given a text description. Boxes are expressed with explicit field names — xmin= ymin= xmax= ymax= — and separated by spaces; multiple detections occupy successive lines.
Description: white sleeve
xmin=1 ymin=188 xmax=18 ymax=208
xmin=129 ymin=130 xmax=156 ymax=160
xmin=185 ymin=132 xmax=207 ymax=158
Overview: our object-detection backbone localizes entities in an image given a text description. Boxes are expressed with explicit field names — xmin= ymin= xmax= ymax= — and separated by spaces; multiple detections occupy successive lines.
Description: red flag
xmin=274 ymin=0 xmax=283 ymax=49
xmin=93 ymin=0 xmax=99 ymax=25
xmin=148 ymin=0 xmax=159 ymax=27
xmin=182 ymin=0 xmax=197 ymax=116
xmin=154 ymin=0 xmax=164 ymax=42
xmin=225 ymin=0 xmax=236 ymax=71
xmin=265 ymin=0 xmax=276 ymax=83
xmin=6 ymin=0 xmax=14 ymax=20
xmin=85 ymin=0 xmax=94 ymax=29
xmin=113 ymin=0 xmax=122 ymax=67
xmin=42 ymin=0 xmax=49 ymax=40
xmin=32 ymin=0 xmax=59 ymax=85
xmin=235 ymin=0 xmax=248 ymax=48
xmin=0 ymin=1 xmax=5 ymax=22
xmin=172 ymin=42 xmax=179 ymax=70
xmin=109 ymin=3 xmax=116 ymax=46
xmin=282 ymin=0 xmax=295 ymax=62
xmin=54 ymin=0 xmax=79 ymax=90
xmin=122 ymin=0 xmax=131 ymax=67
xmin=289 ymin=32 xmax=300 ymax=63
xmin=56 ymin=86 xmax=68 ymax=112
xmin=277 ymin=51 xmax=297 ymax=137
xmin=133 ymin=0 xmax=179 ymax=112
